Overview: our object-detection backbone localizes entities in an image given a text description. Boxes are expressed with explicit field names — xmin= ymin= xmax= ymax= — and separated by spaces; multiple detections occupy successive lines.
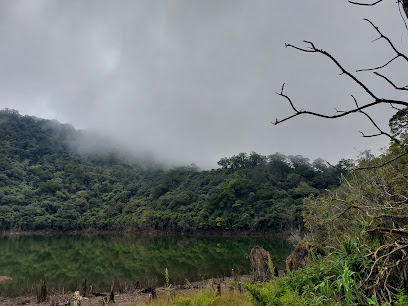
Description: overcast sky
xmin=0 ymin=0 xmax=406 ymax=169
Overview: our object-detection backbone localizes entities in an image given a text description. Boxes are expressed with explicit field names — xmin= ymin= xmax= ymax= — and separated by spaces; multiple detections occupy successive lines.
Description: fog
xmin=0 ymin=0 xmax=406 ymax=169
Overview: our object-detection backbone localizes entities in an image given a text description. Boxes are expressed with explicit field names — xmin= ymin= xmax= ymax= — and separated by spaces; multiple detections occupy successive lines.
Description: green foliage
xmin=0 ymin=109 xmax=342 ymax=233
xmin=389 ymin=107 xmax=408 ymax=142
xmin=247 ymin=249 xmax=367 ymax=305
xmin=295 ymin=146 xmax=408 ymax=304
xmin=171 ymin=288 xmax=252 ymax=306
xmin=394 ymin=289 xmax=408 ymax=306
xmin=173 ymin=289 xmax=219 ymax=306
xmin=245 ymin=278 xmax=312 ymax=305
xmin=335 ymin=263 xmax=361 ymax=305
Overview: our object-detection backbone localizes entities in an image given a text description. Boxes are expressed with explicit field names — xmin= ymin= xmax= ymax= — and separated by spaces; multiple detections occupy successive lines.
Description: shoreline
xmin=0 ymin=274 xmax=253 ymax=306
xmin=0 ymin=229 xmax=296 ymax=238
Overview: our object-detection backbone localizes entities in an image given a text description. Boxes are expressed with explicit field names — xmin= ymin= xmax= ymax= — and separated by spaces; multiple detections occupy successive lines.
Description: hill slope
xmin=0 ymin=108 xmax=344 ymax=232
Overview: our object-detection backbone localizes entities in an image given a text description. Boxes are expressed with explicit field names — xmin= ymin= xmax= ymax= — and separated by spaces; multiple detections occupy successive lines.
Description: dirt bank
xmin=0 ymin=275 xmax=252 ymax=306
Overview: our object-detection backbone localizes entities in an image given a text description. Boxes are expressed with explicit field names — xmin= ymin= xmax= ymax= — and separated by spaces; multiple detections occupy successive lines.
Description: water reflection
xmin=0 ymin=234 xmax=292 ymax=297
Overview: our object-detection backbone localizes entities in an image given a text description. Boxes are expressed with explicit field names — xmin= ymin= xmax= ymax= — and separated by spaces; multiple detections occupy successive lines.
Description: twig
xmin=351 ymin=151 xmax=408 ymax=170
xmin=349 ymin=0 xmax=384 ymax=6
xmin=285 ymin=41 xmax=377 ymax=99
xmin=374 ymin=72 xmax=408 ymax=91
xmin=374 ymin=214 xmax=408 ymax=219
xmin=356 ymin=56 xmax=399 ymax=72
xmin=366 ymin=227 xmax=408 ymax=236
xmin=364 ymin=19 xmax=408 ymax=64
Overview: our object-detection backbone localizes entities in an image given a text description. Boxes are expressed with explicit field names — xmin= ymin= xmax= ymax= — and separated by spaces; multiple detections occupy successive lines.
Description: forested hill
xmin=0 ymin=108 xmax=346 ymax=232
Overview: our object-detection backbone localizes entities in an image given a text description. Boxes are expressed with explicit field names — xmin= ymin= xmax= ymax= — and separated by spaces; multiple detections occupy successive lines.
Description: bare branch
xmin=349 ymin=0 xmax=384 ymax=6
xmin=274 ymin=88 xmax=408 ymax=126
xmin=389 ymin=104 xmax=404 ymax=111
xmin=351 ymin=95 xmax=401 ymax=143
xmin=364 ymin=19 xmax=408 ymax=64
xmin=365 ymin=243 xmax=408 ymax=278
xmin=366 ymin=227 xmax=408 ymax=236
xmin=285 ymin=42 xmax=316 ymax=53
xmin=359 ymin=110 xmax=401 ymax=144
xmin=374 ymin=72 xmax=408 ymax=91
xmin=286 ymin=41 xmax=378 ymax=99
xmin=351 ymin=151 xmax=408 ymax=170
xmin=356 ymin=55 xmax=399 ymax=72
xmin=374 ymin=214 xmax=408 ymax=219
xmin=350 ymin=0 xmax=408 ymax=30
xmin=360 ymin=131 xmax=382 ymax=138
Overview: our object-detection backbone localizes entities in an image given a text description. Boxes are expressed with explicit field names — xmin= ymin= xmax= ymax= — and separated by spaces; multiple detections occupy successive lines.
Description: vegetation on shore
xmin=239 ymin=146 xmax=408 ymax=304
xmin=0 ymin=108 xmax=344 ymax=233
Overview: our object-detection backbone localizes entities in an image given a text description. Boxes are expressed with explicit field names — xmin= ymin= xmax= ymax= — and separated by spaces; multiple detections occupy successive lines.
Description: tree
xmin=273 ymin=1 xmax=408 ymax=169
xmin=280 ymin=2 xmax=408 ymax=303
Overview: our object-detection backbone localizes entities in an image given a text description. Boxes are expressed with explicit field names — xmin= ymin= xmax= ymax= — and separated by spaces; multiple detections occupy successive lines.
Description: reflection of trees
xmin=0 ymin=235 xmax=292 ymax=296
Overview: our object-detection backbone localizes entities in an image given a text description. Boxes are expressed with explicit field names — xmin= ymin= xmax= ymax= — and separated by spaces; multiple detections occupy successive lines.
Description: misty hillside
xmin=0 ymin=108 xmax=345 ymax=232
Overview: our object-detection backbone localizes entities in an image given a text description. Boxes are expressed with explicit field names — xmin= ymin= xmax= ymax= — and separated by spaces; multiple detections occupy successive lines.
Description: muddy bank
xmin=0 ymin=275 xmax=252 ymax=306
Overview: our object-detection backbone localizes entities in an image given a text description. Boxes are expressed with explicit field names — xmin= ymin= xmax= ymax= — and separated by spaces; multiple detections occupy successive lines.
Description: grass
xmin=129 ymin=287 xmax=252 ymax=306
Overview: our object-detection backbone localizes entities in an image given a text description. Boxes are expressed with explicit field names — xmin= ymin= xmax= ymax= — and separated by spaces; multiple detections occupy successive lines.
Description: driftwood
xmin=141 ymin=287 xmax=156 ymax=296
xmin=90 ymin=285 xmax=107 ymax=297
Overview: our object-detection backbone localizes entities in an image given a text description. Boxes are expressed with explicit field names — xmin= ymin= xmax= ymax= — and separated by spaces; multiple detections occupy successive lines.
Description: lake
xmin=0 ymin=234 xmax=293 ymax=297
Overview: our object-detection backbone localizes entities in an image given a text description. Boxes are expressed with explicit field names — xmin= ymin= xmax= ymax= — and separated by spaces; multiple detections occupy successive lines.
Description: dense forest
xmin=0 ymin=108 xmax=345 ymax=232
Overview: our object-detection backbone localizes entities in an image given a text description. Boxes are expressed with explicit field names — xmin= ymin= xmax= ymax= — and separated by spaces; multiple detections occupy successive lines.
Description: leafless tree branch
xmin=374 ymin=72 xmax=408 ymax=91
xmin=352 ymin=151 xmax=408 ymax=170
xmin=348 ymin=0 xmax=384 ymax=6
xmin=366 ymin=227 xmax=408 ymax=236
xmin=274 ymin=19 xmax=408 ymax=169
xmin=352 ymin=95 xmax=401 ymax=144
xmin=274 ymin=84 xmax=408 ymax=124
xmin=360 ymin=131 xmax=382 ymax=138
xmin=374 ymin=214 xmax=408 ymax=219
xmin=364 ymin=19 xmax=408 ymax=64
xmin=356 ymin=55 xmax=399 ymax=72
xmin=326 ymin=150 xmax=408 ymax=171
xmin=350 ymin=0 xmax=408 ymax=30
xmin=286 ymin=40 xmax=377 ymax=99
xmin=360 ymin=111 xmax=401 ymax=143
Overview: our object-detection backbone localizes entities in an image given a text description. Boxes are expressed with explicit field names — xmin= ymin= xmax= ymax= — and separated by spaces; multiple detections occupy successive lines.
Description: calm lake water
xmin=0 ymin=234 xmax=292 ymax=297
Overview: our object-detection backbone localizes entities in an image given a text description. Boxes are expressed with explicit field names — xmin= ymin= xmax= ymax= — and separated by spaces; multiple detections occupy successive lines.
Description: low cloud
xmin=0 ymin=0 xmax=404 ymax=168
